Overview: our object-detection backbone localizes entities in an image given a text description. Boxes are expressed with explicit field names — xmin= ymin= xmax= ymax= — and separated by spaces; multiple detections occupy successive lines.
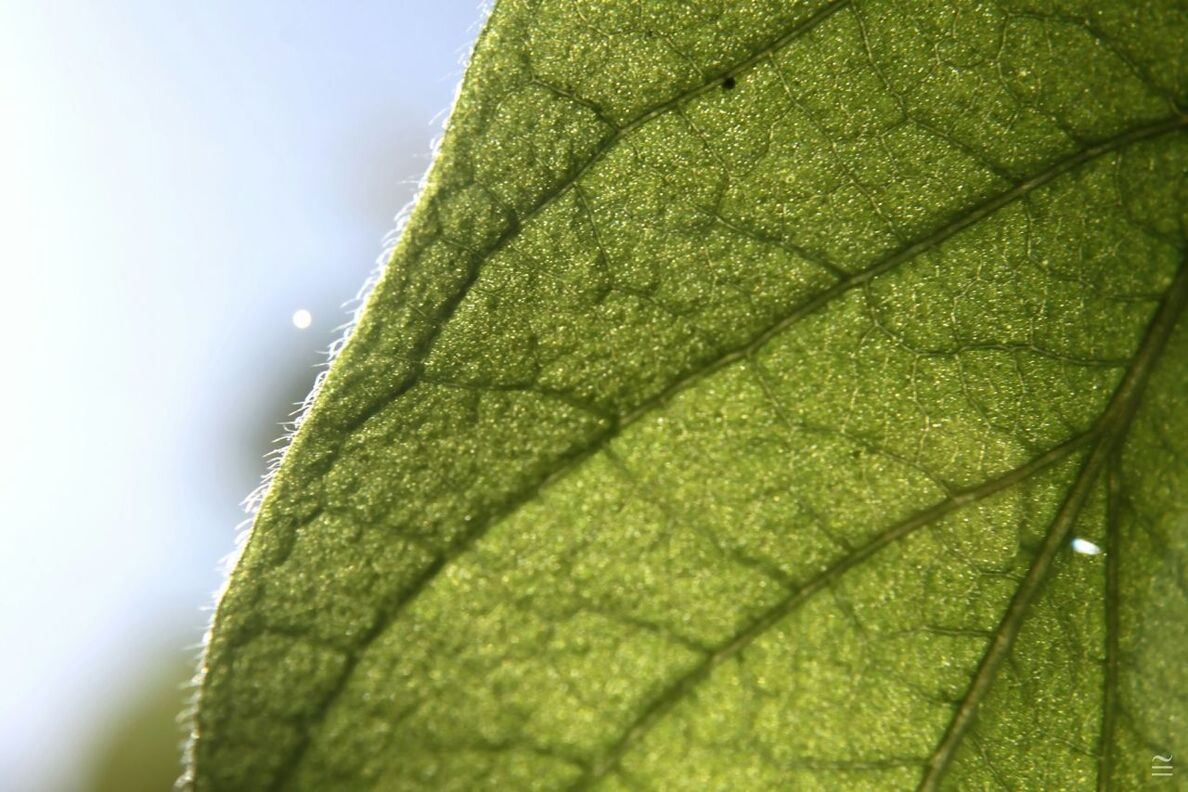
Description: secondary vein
xmin=575 ymin=432 xmax=1092 ymax=789
xmin=270 ymin=117 xmax=1187 ymax=788
xmin=918 ymin=255 xmax=1188 ymax=791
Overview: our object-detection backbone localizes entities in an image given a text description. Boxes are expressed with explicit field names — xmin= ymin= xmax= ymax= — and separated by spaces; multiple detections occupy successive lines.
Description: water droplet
xmin=1071 ymin=537 xmax=1102 ymax=556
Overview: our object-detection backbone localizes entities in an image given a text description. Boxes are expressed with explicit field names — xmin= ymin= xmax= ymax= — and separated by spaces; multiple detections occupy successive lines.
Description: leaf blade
xmin=187 ymin=2 xmax=1188 ymax=789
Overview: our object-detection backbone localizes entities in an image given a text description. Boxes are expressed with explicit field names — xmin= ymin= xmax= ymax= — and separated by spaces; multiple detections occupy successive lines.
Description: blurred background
xmin=0 ymin=3 xmax=482 ymax=789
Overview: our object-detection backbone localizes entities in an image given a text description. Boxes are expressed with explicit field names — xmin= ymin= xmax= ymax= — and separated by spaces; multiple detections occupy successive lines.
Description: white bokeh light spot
xmin=292 ymin=308 xmax=312 ymax=330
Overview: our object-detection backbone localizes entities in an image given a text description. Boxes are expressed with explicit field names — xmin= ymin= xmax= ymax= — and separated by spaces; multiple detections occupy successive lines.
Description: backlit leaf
xmin=186 ymin=1 xmax=1188 ymax=789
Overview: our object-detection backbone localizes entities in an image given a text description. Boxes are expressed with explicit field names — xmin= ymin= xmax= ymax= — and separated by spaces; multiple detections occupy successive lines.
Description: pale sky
xmin=0 ymin=3 xmax=483 ymax=789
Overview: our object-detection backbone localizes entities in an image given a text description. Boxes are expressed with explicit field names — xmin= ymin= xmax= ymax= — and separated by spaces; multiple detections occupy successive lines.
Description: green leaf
xmin=185 ymin=1 xmax=1188 ymax=789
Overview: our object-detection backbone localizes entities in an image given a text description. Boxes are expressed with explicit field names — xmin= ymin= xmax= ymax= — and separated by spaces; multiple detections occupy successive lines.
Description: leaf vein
xmin=575 ymin=432 xmax=1092 ymax=789
xmin=918 ymin=254 xmax=1188 ymax=790
xmin=275 ymin=118 xmax=1185 ymax=788
xmin=334 ymin=0 xmax=853 ymax=441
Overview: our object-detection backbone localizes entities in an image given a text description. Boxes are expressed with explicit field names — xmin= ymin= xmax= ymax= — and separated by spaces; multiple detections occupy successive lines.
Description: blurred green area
xmin=82 ymin=651 xmax=193 ymax=792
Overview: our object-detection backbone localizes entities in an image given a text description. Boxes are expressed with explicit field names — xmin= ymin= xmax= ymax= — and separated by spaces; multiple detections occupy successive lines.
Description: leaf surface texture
xmin=189 ymin=1 xmax=1188 ymax=789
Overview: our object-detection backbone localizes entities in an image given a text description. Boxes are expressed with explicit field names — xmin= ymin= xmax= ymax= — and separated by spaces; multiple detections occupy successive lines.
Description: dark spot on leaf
xmin=722 ymin=76 xmax=736 ymax=90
